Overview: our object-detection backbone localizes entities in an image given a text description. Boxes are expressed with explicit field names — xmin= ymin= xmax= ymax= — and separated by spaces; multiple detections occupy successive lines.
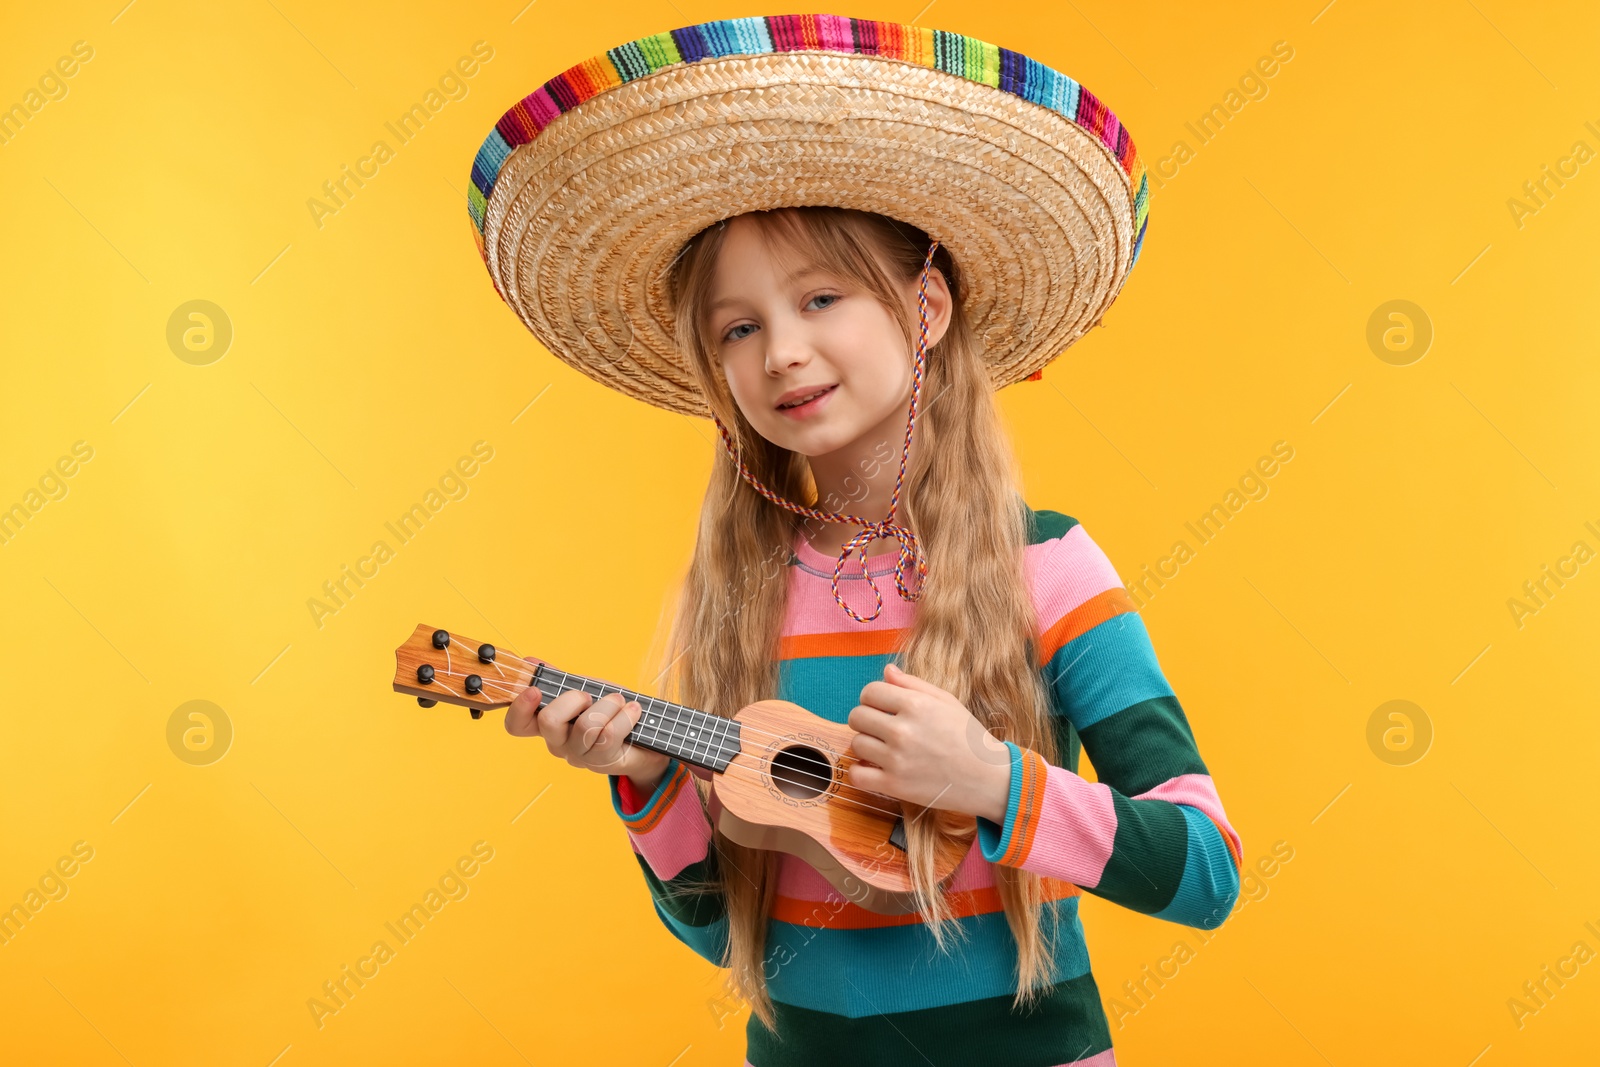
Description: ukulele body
xmin=710 ymin=699 xmax=973 ymax=916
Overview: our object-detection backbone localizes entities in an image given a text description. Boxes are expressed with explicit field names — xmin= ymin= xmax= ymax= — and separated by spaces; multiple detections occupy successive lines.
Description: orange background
xmin=1 ymin=1 xmax=1596 ymax=1063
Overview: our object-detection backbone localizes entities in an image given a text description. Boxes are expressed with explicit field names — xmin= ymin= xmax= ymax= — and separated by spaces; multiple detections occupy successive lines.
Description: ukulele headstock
xmin=392 ymin=623 xmax=543 ymax=719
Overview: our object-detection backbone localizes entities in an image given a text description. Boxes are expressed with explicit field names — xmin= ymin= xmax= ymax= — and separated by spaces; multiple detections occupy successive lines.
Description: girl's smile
xmin=775 ymin=382 xmax=838 ymax=418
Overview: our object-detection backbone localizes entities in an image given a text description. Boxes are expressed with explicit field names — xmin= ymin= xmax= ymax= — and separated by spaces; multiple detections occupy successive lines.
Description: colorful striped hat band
xmin=468 ymin=13 xmax=1149 ymax=420
xmin=711 ymin=238 xmax=940 ymax=625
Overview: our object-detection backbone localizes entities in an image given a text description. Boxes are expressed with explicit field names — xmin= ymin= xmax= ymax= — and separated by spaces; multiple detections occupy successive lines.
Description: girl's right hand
xmin=505 ymin=686 xmax=671 ymax=794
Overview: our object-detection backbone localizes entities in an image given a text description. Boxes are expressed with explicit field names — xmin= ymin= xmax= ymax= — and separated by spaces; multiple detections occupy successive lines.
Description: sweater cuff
xmin=976 ymin=742 xmax=1048 ymax=867
xmin=609 ymin=760 xmax=689 ymax=833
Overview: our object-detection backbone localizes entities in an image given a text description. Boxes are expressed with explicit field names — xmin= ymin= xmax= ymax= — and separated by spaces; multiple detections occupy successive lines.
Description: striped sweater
xmin=609 ymin=508 xmax=1243 ymax=1065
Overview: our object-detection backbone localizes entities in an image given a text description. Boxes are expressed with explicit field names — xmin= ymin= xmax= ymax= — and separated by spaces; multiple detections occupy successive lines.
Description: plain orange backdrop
xmin=1 ymin=1 xmax=1596 ymax=1064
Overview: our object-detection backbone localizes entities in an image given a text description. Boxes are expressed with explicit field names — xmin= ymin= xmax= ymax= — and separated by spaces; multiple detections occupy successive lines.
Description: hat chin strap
xmin=710 ymin=238 xmax=940 ymax=625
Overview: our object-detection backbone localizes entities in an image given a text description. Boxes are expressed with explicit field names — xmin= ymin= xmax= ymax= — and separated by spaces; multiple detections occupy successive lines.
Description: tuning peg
xmin=478 ymin=643 xmax=496 ymax=663
xmin=465 ymin=675 xmax=483 ymax=696
xmin=417 ymin=664 xmax=435 ymax=684
xmin=417 ymin=697 xmax=438 ymax=708
xmin=432 ymin=629 xmax=450 ymax=649
xmin=470 ymin=708 xmax=483 ymax=719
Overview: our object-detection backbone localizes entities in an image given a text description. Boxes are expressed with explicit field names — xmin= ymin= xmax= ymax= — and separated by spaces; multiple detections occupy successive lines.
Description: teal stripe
xmin=1151 ymin=805 xmax=1240 ymax=929
xmin=1045 ymin=611 xmax=1173 ymax=729
xmin=606 ymin=41 xmax=650 ymax=81
xmin=777 ymin=653 xmax=896 ymax=723
xmin=975 ymin=741 xmax=1025 ymax=863
xmin=608 ymin=759 xmax=686 ymax=824
xmin=764 ymin=895 xmax=1089 ymax=1016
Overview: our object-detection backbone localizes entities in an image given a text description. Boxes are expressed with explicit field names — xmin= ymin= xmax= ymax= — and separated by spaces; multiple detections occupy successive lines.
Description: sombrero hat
xmin=466 ymin=12 xmax=1149 ymax=420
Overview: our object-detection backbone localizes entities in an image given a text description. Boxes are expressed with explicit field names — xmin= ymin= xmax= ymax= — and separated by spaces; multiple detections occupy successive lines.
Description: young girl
xmin=474 ymin=15 xmax=1242 ymax=1065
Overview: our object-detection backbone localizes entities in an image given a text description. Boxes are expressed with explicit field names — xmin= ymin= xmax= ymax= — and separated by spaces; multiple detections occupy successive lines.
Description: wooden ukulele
xmin=392 ymin=623 xmax=971 ymax=914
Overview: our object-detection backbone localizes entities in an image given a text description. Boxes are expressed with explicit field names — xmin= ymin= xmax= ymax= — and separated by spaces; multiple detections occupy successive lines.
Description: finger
xmin=849 ymin=732 xmax=893 ymax=767
xmin=882 ymin=662 xmax=954 ymax=699
xmin=504 ymin=684 xmax=545 ymax=737
xmin=568 ymin=693 xmax=628 ymax=759
xmin=585 ymin=700 xmax=642 ymax=772
xmin=857 ymin=679 xmax=915 ymax=715
xmin=847 ymin=703 xmax=899 ymax=739
xmin=537 ymin=690 xmax=592 ymax=753
xmin=846 ymin=760 xmax=889 ymax=795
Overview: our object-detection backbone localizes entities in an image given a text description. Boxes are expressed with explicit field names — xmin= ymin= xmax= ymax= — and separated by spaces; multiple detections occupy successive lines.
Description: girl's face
xmin=706 ymin=216 xmax=950 ymax=461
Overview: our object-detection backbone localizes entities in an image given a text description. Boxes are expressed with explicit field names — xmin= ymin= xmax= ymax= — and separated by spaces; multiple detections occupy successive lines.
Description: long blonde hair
xmin=657 ymin=206 xmax=1060 ymax=1030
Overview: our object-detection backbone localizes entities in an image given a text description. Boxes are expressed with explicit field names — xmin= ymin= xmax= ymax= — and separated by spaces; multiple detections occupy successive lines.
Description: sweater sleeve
xmin=608 ymin=759 xmax=729 ymax=964
xmin=975 ymin=517 xmax=1244 ymax=929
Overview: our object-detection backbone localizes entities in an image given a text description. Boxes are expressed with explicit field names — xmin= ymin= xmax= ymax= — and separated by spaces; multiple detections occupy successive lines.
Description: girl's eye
xmin=720 ymin=294 xmax=840 ymax=344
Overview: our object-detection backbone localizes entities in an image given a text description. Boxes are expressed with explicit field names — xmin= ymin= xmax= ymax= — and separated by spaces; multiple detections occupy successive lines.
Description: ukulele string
xmin=422 ymin=676 xmax=899 ymax=804
xmin=423 ymin=660 xmax=873 ymax=777
xmin=426 ymin=631 xmax=947 ymax=791
xmin=418 ymin=667 xmax=926 ymax=821
xmin=619 ymin=740 xmax=914 ymax=821
xmin=432 ymin=655 xmax=876 ymax=771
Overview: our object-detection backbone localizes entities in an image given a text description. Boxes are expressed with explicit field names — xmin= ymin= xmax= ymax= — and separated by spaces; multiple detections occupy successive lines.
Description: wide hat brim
xmin=468 ymin=13 xmax=1150 ymax=418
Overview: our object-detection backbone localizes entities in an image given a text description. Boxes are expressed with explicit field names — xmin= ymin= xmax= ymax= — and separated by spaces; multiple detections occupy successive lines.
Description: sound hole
xmin=770 ymin=745 xmax=833 ymax=800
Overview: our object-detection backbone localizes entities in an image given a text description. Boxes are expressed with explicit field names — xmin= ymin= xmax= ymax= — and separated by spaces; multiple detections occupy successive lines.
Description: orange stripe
xmin=1000 ymin=748 xmax=1044 ymax=867
xmin=1036 ymin=586 xmax=1137 ymax=667
xmin=626 ymin=763 xmax=688 ymax=834
xmin=778 ymin=628 xmax=906 ymax=660
xmin=1005 ymin=748 xmax=1048 ymax=867
xmin=771 ymin=878 xmax=1080 ymax=930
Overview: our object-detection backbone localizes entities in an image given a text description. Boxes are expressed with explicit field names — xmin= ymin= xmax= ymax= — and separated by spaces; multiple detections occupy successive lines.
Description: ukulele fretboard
xmin=530 ymin=666 xmax=740 ymax=773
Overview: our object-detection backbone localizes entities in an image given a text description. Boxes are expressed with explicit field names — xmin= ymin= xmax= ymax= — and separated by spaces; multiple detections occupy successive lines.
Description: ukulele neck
xmin=528 ymin=665 xmax=740 ymax=774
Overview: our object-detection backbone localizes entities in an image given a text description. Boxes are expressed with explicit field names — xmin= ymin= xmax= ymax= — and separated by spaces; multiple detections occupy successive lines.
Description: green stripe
xmin=1089 ymin=792 xmax=1188 ymax=913
xmin=1076 ymin=695 xmax=1207 ymax=796
xmin=1050 ymin=708 xmax=1082 ymax=774
xmin=1026 ymin=507 xmax=1080 ymax=546
xmin=748 ymin=970 xmax=1113 ymax=1066
xmin=636 ymin=31 xmax=682 ymax=71
xmin=632 ymin=852 xmax=724 ymax=927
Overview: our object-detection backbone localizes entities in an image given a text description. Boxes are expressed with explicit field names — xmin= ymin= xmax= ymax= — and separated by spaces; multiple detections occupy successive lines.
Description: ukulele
xmin=392 ymin=623 xmax=971 ymax=914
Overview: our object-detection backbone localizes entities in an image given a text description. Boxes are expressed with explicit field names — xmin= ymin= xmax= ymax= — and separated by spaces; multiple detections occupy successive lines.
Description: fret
xmin=527 ymin=664 xmax=737 ymax=773
xmin=663 ymin=704 xmax=692 ymax=762
xmin=634 ymin=697 xmax=664 ymax=751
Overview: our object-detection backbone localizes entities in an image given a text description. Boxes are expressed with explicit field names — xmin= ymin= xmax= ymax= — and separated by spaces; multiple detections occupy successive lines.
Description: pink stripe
xmin=816 ymin=13 xmax=854 ymax=50
xmin=525 ymin=89 xmax=562 ymax=130
xmin=1026 ymin=765 xmax=1118 ymax=886
xmin=627 ymin=781 xmax=714 ymax=881
xmin=1025 ymin=525 xmax=1125 ymax=635
xmin=781 ymin=559 xmax=918 ymax=636
xmin=1132 ymin=773 xmax=1241 ymax=864
xmin=1101 ymin=111 xmax=1122 ymax=155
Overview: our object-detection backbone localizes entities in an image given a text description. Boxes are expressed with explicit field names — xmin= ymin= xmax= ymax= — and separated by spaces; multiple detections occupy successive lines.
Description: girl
xmin=474 ymin=15 xmax=1243 ymax=1065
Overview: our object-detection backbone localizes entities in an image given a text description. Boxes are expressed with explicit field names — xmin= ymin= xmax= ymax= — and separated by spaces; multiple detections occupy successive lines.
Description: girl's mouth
xmin=776 ymin=383 xmax=838 ymax=419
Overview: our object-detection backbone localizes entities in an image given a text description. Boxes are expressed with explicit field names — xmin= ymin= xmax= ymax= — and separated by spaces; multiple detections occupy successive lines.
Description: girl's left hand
xmin=846 ymin=662 xmax=1013 ymax=823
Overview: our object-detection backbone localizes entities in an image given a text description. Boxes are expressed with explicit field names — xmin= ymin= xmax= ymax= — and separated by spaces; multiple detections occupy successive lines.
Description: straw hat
xmin=467 ymin=13 xmax=1149 ymax=419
